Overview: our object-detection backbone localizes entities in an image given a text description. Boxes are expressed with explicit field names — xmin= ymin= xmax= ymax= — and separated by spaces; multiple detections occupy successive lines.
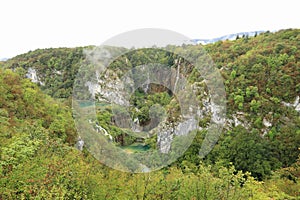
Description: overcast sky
xmin=0 ymin=0 xmax=299 ymax=58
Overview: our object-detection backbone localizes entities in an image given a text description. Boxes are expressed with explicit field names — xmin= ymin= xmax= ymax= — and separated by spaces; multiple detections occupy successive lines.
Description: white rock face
xmin=157 ymin=126 xmax=174 ymax=154
xmin=26 ymin=68 xmax=38 ymax=83
xmin=200 ymin=96 xmax=226 ymax=125
xmin=226 ymin=112 xmax=250 ymax=129
xmin=233 ymin=116 xmax=242 ymax=127
xmin=88 ymin=74 xmax=226 ymax=154
xmin=85 ymin=81 xmax=101 ymax=98
xmin=174 ymin=119 xmax=198 ymax=136
xmin=154 ymin=79 xmax=226 ymax=154
xmin=282 ymin=96 xmax=300 ymax=112
xmin=296 ymin=104 xmax=300 ymax=112
xmin=293 ymin=96 xmax=300 ymax=107
xmin=210 ymin=102 xmax=226 ymax=125
xmin=54 ymin=69 xmax=62 ymax=75
xmin=156 ymin=118 xmax=199 ymax=154
xmin=26 ymin=68 xmax=38 ymax=82
xmin=26 ymin=67 xmax=44 ymax=85
xmin=261 ymin=117 xmax=272 ymax=136
xmin=90 ymin=69 xmax=133 ymax=106
xmin=263 ymin=118 xmax=272 ymax=127
xmin=293 ymin=96 xmax=300 ymax=112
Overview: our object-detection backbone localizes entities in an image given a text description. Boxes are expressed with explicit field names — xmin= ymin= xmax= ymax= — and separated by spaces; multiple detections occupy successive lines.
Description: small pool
xmin=79 ymin=101 xmax=109 ymax=108
xmin=121 ymin=143 xmax=150 ymax=153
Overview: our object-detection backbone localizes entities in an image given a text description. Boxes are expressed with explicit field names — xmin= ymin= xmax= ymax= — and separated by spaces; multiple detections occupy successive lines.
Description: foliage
xmin=0 ymin=29 xmax=300 ymax=199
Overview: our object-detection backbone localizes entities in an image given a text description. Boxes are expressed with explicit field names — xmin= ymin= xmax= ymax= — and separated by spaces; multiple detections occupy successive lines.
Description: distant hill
xmin=191 ymin=30 xmax=266 ymax=44
xmin=0 ymin=58 xmax=9 ymax=61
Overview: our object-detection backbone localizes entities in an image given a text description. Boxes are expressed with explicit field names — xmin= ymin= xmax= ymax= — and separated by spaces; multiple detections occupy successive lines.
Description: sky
xmin=0 ymin=0 xmax=299 ymax=59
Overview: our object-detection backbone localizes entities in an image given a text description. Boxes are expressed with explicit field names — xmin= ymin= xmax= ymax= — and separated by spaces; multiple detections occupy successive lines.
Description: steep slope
xmin=2 ymin=47 xmax=85 ymax=98
xmin=0 ymin=29 xmax=300 ymax=199
xmin=0 ymin=68 xmax=281 ymax=200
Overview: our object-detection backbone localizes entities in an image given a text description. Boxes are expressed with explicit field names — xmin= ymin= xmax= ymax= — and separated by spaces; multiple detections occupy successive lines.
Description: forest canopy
xmin=0 ymin=29 xmax=300 ymax=199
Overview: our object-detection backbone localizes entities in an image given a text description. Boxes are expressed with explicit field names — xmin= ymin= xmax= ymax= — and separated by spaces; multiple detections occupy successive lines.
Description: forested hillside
xmin=0 ymin=29 xmax=300 ymax=199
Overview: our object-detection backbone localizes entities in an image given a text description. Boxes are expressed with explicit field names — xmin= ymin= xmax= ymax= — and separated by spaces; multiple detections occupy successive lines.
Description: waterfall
xmin=89 ymin=119 xmax=114 ymax=141
xmin=132 ymin=117 xmax=142 ymax=132
xmin=95 ymin=123 xmax=113 ymax=141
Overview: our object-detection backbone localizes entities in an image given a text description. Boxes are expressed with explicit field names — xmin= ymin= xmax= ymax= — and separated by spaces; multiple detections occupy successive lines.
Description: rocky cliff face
xmin=25 ymin=61 xmax=296 ymax=154
xmin=72 ymin=55 xmax=229 ymax=153
xmin=155 ymin=118 xmax=199 ymax=153
xmin=26 ymin=67 xmax=44 ymax=85
xmin=19 ymin=44 xmax=299 ymax=155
